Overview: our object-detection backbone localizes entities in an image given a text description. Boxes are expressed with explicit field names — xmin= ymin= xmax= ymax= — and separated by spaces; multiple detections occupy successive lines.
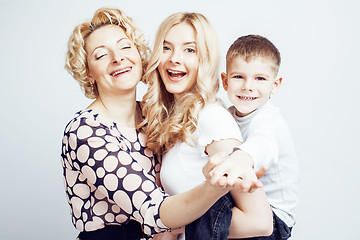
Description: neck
xmin=89 ymin=91 xmax=139 ymax=128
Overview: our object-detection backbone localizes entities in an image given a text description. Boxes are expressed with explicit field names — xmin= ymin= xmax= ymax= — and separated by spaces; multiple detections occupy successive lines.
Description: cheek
xmin=158 ymin=62 xmax=167 ymax=81
xmin=87 ymin=63 xmax=101 ymax=78
xmin=158 ymin=54 xmax=169 ymax=73
xmin=189 ymin=60 xmax=199 ymax=78
xmin=228 ymin=81 xmax=241 ymax=92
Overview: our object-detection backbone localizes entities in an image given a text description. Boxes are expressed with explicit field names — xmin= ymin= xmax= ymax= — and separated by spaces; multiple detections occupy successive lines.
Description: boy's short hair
xmin=226 ymin=35 xmax=281 ymax=74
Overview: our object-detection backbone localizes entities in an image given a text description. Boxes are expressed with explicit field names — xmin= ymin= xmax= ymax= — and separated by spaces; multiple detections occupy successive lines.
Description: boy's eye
xmin=233 ymin=75 xmax=244 ymax=79
xmin=256 ymin=77 xmax=266 ymax=81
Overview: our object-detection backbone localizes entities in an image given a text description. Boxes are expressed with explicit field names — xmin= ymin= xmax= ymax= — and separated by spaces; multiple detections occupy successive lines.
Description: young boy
xmin=221 ymin=34 xmax=299 ymax=239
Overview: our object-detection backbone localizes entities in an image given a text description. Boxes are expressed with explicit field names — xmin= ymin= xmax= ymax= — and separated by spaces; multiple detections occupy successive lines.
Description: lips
xmin=167 ymin=69 xmax=186 ymax=81
xmin=110 ymin=67 xmax=131 ymax=76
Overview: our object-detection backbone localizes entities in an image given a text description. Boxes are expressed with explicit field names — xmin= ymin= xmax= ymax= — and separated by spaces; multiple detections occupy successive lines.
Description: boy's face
xmin=221 ymin=56 xmax=282 ymax=117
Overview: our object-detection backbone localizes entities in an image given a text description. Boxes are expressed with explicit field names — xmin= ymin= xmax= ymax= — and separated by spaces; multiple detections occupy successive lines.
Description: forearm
xmin=228 ymin=188 xmax=273 ymax=238
xmin=159 ymin=181 xmax=229 ymax=228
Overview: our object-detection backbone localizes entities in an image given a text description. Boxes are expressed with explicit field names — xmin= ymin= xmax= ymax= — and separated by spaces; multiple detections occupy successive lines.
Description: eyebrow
xmin=163 ymin=40 xmax=196 ymax=46
xmin=91 ymin=37 xmax=130 ymax=54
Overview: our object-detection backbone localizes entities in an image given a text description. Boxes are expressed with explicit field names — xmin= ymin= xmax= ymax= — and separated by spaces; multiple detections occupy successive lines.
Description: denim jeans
xmin=185 ymin=192 xmax=292 ymax=240
xmin=185 ymin=193 xmax=234 ymax=240
xmin=77 ymin=220 xmax=147 ymax=240
xmin=239 ymin=213 xmax=292 ymax=240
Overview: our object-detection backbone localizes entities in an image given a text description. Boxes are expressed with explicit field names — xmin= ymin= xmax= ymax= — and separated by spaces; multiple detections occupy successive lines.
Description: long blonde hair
xmin=141 ymin=12 xmax=220 ymax=155
xmin=65 ymin=7 xmax=149 ymax=99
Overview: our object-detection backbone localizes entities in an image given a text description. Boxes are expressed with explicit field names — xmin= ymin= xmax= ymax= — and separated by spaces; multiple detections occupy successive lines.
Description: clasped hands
xmin=203 ymin=151 xmax=266 ymax=193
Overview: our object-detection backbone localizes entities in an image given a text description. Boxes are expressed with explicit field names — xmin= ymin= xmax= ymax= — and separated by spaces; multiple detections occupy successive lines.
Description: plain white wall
xmin=1 ymin=0 xmax=359 ymax=239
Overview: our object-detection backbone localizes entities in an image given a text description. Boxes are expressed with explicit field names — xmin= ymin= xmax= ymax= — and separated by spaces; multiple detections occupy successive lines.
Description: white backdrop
xmin=1 ymin=0 xmax=359 ymax=239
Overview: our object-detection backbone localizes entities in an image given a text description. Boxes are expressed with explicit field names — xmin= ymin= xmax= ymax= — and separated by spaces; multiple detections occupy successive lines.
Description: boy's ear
xmin=271 ymin=77 xmax=282 ymax=94
xmin=221 ymin=72 xmax=229 ymax=91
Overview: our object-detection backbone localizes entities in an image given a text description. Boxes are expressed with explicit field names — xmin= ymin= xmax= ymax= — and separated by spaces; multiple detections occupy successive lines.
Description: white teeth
xmin=239 ymin=96 xmax=256 ymax=100
xmin=168 ymin=70 xmax=184 ymax=74
xmin=111 ymin=67 xmax=131 ymax=76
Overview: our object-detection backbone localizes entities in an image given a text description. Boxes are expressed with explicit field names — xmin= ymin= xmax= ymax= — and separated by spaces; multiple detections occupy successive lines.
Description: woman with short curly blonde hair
xmin=65 ymin=7 xmax=149 ymax=99
xmin=62 ymin=7 xmax=248 ymax=240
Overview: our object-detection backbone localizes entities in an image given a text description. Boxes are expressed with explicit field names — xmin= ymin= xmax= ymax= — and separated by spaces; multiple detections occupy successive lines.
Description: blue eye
xmin=186 ymin=48 xmax=195 ymax=53
xmin=163 ymin=46 xmax=171 ymax=51
xmin=234 ymin=75 xmax=243 ymax=79
xmin=256 ymin=77 xmax=266 ymax=81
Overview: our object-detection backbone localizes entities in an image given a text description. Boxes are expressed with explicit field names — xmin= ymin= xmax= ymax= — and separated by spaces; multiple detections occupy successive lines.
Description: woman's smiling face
xmin=158 ymin=22 xmax=199 ymax=100
xmin=85 ymin=25 xmax=143 ymax=97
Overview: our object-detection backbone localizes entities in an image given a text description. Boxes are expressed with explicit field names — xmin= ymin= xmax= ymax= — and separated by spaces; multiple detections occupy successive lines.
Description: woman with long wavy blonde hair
xmin=142 ymin=12 xmax=272 ymax=240
xmin=142 ymin=12 xmax=220 ymax=155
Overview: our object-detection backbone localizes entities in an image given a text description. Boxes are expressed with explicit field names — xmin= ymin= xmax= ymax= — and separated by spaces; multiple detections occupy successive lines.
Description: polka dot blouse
xmin=60 ymin=108 xmax=170 ymax=237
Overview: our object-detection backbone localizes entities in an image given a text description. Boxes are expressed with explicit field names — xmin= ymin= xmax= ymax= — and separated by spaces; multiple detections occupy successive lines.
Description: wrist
xmin=204 ymin=180 xmax=229 ymax=195
xmin=229 ymin=147 xmax=254 ymax=169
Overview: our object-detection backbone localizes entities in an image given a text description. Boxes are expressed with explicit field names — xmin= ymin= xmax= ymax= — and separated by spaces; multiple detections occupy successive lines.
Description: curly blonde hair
xmin=141 ymin=12 xmax=220 ymax=155
xmin=65 ymin=7 xmax=150 ymax=99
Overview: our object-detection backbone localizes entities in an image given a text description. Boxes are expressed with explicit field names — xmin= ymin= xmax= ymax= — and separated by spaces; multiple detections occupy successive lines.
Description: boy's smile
xmin=222 ymin=56 xmax=282 ymax=117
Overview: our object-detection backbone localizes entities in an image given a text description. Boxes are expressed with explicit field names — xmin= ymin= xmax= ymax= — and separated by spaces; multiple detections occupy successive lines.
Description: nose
xmin=112 ymin=50 xmax=124 ymax=64
xmin=169 ymin=49 xmax=181 ymax=64
xmin=241 ymin=80 xmax=253 ymax=92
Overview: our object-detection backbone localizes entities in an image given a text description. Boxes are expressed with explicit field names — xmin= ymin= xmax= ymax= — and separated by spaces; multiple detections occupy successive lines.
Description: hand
xmin=152 ymin=227 xmax=184 ymax=240
xmin=203 ymin=151 xmax=230 ymax=188
xmin=207 ymin=150 xmax=263 ymax=193
xmin=256 ymin=166 xmax=267 ymax=179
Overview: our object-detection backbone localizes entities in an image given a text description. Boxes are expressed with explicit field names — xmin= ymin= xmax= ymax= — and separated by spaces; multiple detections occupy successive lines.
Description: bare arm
xmin=228 ymin=189 xmax=273 ymax=238
xmin=159 ymin=180 xmax=229 ymax=228
xmin=206 ymin=139 xmax=273 ymax=238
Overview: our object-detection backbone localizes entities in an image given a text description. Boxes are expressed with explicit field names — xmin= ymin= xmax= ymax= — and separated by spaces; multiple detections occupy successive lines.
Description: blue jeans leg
xmin=185 ymin=193 xmax=234 ymax=240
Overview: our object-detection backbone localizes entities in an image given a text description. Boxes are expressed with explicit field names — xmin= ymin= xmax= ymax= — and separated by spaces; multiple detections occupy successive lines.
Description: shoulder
xmin=250 ymin=102 xmax=291 ymax=135
xmin=199 ymin=101 xmax=231 ymax=119
xmin=63 ymin=109 xmax=105 ymax=136
xmin=256 ymin=102 xmax=286 ymax=124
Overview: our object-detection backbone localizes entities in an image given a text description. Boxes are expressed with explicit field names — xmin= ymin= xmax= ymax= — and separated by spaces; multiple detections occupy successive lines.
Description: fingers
xmin=203 ymin=152 xmax=227 ymax=175
xmin=256 ymin=166 xmax=267 ymax=179
xmin=203 ymin=153 xmax=266 ymax=193
xmin=203 ymin=151 xmax=227 ymax=182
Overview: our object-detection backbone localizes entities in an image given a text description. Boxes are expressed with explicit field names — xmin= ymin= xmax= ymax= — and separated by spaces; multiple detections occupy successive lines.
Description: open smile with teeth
xmin=238 ymin=96 xmax=258 ymax=101
xmin=167 ymin=70 xmax=186 ymax=79
xmin=110 ymin=67 xmax=131 ymax=76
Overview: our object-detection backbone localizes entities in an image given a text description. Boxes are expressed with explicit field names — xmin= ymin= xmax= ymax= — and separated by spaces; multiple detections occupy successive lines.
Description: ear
xmin=221 ymin=72 xmax=229 ymax=91
xmin=87 ymin=75 xmax=95 ymax=84
xmin=271 ymin=77 xmax=282 ymax=94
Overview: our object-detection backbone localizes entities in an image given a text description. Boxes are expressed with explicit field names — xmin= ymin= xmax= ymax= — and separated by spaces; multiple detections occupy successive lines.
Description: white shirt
xmin=160 ymin=101 xmax=243 ymax=195
xmin=229 ymin=101 xmax=299 ymax=227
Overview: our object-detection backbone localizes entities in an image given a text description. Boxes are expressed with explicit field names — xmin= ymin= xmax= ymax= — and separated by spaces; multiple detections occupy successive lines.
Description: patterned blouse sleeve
xmin=63 ymin=114 xmax=170 ymax=235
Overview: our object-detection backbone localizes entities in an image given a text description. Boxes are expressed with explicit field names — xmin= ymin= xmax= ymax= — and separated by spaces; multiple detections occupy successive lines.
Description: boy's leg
xmin=185 ymin=193 xmax=234 ymax=240
xmin=237 ymin=212 xmax=292 ymax=240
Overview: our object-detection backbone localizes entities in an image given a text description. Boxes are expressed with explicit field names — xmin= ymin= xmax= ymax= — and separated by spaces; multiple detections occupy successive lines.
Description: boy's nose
xmin=242 ymin=81 xmax=253 ymax=92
